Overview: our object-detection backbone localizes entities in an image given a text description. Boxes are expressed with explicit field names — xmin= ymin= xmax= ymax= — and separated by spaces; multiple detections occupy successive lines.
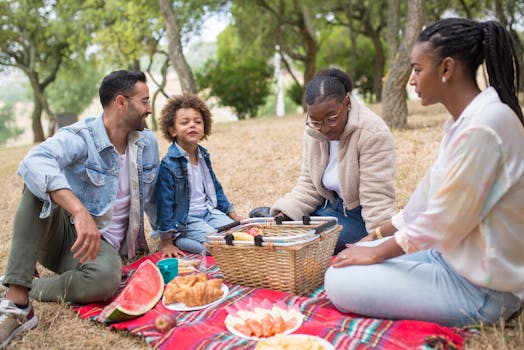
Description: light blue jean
xmin=174 ymin=208 xmax=234 ymax=254
xmin=324 ymin=246 xmax=521 ymax=327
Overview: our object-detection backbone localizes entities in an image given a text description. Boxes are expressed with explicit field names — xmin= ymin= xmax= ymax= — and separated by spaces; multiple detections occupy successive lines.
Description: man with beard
xmin=0 ymin=70 xmax=159 ymax=348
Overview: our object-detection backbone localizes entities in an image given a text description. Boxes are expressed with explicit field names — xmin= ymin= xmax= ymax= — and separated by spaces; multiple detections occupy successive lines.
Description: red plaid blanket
xmin=74 ymin=253 xmax=469 ymax=349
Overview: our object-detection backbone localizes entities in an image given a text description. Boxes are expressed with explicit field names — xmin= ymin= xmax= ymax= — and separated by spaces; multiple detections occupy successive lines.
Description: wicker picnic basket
xmin=205 ymin=216 xmax=341 ymax=296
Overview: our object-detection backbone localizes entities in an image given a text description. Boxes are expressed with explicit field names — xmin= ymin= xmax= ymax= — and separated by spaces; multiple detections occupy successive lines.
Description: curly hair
xmin=159 ymin=94 xmax=213 ymax=142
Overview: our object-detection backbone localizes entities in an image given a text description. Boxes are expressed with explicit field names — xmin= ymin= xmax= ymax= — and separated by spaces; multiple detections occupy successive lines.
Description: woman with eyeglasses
xmin=269 ymin=68 xmax=396 ymax=254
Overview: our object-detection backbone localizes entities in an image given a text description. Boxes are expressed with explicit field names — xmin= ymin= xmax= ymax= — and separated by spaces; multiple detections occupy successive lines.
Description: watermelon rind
xmin=100 ymin=259 xmax=164 ymax=322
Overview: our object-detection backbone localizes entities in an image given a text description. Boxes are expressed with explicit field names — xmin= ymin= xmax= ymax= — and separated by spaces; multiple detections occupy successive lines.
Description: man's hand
xmin=70 ymin=209 xmax=101 ymax=263
xmin=49 ymin=188 xmax=101 ymax=264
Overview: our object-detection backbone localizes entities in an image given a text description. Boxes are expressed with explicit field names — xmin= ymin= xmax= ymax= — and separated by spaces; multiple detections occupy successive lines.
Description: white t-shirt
xmin=322 ymin=140 xmax=342 ymax=198
xmin=188 ymin=162 xmax=208 ymax=216
xmin=103 ymin=151 xmax=131 ymax=251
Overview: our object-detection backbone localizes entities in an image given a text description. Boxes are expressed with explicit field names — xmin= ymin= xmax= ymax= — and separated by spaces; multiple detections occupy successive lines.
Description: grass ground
xmin=0 ymin=101 xmax=522 ymax=349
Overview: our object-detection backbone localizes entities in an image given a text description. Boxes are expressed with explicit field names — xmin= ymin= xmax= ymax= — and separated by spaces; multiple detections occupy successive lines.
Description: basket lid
xmin=206 ymin=216 xmax=338 ymax=247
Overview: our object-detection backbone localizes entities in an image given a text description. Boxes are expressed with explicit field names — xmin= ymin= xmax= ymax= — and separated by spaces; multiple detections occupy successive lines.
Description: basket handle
xmin=215 ymin=220 xmax=241 ymax=233
xmin=313 ymin=219 xmax=337 ymax=234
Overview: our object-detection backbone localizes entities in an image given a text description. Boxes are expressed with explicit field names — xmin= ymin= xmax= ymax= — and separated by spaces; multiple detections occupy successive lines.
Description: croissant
xmin=164 ymin=274 xmax=224 ymax=307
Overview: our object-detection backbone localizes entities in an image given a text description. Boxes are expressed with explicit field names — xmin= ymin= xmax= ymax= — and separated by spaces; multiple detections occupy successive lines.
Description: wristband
xmin=375 ymin=227 xmax=384 ymax=239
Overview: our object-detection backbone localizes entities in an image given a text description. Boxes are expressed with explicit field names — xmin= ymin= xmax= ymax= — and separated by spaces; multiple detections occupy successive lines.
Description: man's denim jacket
xmin=155 ymin=142 xmax=234 ymax=241
xmin=17 ymin=115 xmax=159 ymax=258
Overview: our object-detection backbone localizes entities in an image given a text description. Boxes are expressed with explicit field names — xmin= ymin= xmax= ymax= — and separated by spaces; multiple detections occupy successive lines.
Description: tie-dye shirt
xmin=393 ymin=87 xmax=524 ymax=299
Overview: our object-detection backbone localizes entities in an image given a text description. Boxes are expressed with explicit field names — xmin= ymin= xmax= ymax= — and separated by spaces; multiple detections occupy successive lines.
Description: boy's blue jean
xmin=312 ymin=197 xmax=367 ymax=254
xmin=325 ymin=244 xmax=521 ymax=327
xmin=175 ymin=209 xmax=234 ymax=254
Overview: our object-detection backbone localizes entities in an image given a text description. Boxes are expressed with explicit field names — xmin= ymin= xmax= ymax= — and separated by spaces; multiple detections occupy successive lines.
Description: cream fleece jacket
xmin=271 ymin=96 xmax=396 ymax=232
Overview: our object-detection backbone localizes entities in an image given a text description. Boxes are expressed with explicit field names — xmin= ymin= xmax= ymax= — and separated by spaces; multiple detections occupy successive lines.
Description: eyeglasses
xmin=305 ymin=103 xmax=344 ymax=130
xmin=123 ymin=95 xmax=151 ymax=107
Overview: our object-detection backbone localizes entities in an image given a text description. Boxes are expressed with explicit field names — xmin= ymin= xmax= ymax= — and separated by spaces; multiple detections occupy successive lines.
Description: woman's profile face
xmin=306 ymin=96 xmax=349 ymax=140
xmin=409 ymin=41 xmax=443 ymax=106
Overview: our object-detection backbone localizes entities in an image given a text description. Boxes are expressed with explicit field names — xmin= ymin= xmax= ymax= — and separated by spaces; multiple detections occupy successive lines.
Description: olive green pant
xmin=3 ymin=187 xmax=122 ymax=303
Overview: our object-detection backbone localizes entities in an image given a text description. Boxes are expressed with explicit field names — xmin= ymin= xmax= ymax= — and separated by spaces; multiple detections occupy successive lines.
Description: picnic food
xmin=178 ymin=258 xmax=201 ymax=274
xmin=255 ymin=334 xmax=327 ymax=350
xmin=247 ymin=226 xmax=264 ymax=236
xmin=233 ymin=231 xmax=255 ymax=241
xmin=154 ymin=313 xmax=178 ymax=333
xmin=164 ymin=273 xmax=224 ymax=307
xmin=100 ymin=259 xmax=164 ymax=322
xmin=225 ymin=298 xmax=304 ymax=339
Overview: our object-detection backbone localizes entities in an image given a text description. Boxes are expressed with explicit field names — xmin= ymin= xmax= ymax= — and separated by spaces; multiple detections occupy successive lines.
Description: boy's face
xmin=168 ymin=108 xmax=205 ymax=150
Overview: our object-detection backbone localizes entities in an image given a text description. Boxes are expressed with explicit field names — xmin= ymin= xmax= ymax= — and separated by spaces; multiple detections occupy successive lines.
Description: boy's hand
xmin=161 ymin=239 xmax=185 ymax=258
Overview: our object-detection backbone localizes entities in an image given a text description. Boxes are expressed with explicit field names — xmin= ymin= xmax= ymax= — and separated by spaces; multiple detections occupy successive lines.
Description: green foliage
xmin=257 ymin=83 xmax=301 ymax=117
xmin=89 ymin=0 xmax=163 ymax=68
xmin=316 ymin=27 xmax=376 ymax=98
xmin=46 ymin=58 xmax=105 ymax=115
xmin=197 ymin=58 xmax=273 ymax=119
xmin=286 ymin=82 xmax=304 ymax=107
xmin=0 ymin=103 xmax=23 ymax=145
xmin=196 ymin=26 xmax=273 ymax=119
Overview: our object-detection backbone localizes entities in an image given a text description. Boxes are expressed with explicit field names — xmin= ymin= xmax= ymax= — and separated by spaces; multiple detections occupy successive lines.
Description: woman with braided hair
xmin=325 ymin=18 xmax=524 ymax=327
xmin=269 ymin=67 xmax=396 ymax=255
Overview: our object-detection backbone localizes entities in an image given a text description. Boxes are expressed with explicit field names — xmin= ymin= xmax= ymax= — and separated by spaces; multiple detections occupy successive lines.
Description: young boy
xmin=156 ymin=94 xmax=242 ymax=257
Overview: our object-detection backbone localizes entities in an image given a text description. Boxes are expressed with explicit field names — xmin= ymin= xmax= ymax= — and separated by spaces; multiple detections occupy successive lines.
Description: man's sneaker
xmin=0 ymin=300 xmax=38 ymax=349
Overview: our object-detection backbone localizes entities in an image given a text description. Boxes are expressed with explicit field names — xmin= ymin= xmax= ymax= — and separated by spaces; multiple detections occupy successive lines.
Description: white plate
xmin=255 ymin=334 xmax=334 ymax=350
xmin=162 ymin=283 xmax=229 ymax=311
xmin=225 ymin=313 xmax=303 ymax=340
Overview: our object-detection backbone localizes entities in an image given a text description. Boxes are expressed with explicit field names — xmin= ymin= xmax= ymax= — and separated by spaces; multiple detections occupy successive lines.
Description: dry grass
xmin=0 ymin=100 xmax=522 ymax=349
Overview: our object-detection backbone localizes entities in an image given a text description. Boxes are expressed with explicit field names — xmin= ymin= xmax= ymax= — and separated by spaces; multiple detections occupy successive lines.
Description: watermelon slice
xmin=100 ymin=259 xmax=164 ymax=322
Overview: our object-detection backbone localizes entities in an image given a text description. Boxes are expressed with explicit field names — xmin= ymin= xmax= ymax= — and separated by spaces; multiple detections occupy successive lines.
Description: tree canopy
xmin=0 ymin=0 xmax=522 ymax=143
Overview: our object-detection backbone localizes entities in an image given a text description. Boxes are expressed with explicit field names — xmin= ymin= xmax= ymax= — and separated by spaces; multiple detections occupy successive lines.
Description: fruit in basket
xmin=154 ymin=313 xmax=178 ymax=332
xmin=100 ymin=259 xmax=164 ymax=322
xmin=233 ymin=231 xmax=255 ymax=241
xmin=225 ymin=298 xmax=304 ymax=338
xmin=247 ymin=226 xmax=264 ymax=237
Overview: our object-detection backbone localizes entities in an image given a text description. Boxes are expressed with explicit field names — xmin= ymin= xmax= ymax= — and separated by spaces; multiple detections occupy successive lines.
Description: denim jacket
xmin=17 ymin=115 xmax=159 ymax=258
xmin=156 ymin=142 xmax=234 ymax=241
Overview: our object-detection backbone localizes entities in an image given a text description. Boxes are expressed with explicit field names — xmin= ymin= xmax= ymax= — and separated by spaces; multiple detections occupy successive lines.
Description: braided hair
xmin=305 ymin=68 xmax=353 ymax=105
xmin=417 ymin=18 xmax=523 ymax=126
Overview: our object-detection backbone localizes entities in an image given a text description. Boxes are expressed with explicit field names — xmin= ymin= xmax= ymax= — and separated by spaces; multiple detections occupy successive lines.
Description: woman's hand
xmin=229 ymin=212 xmax=243 ymax=222
xmin=332 ymin=237 xmax=405 ymax=268
xmin=332 ymin=245 xmax=384 ymax=268
xmin=161 ymin=239 xmax=185 ymax=258
xmin=357 ymin=232 xmax=377 ymax=243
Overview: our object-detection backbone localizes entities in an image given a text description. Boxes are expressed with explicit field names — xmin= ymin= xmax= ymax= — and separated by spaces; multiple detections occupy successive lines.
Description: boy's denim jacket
xmin=155 ymin=142 xmax=234 ymax=241
xmin=17 ymin=115 xmax=159 ymax=259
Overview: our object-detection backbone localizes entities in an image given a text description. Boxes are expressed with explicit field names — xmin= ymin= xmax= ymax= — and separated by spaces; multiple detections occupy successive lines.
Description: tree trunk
xmin=158 ymin=0 xmax=197 ymax=94
xmin=300 ymin=4 xmax=317 ymax=88
xmin=386 ymin=0 xmax=400 ymax=66
xmin=371 ymin=34 xmax=385 ymax=102
xmin=345 ymin=1 xmax=357 ymax=79
xmin=31 ymin=93 xmax=45 ymax=143
xmin=382 ymin=0 xmax=424 ymax=129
